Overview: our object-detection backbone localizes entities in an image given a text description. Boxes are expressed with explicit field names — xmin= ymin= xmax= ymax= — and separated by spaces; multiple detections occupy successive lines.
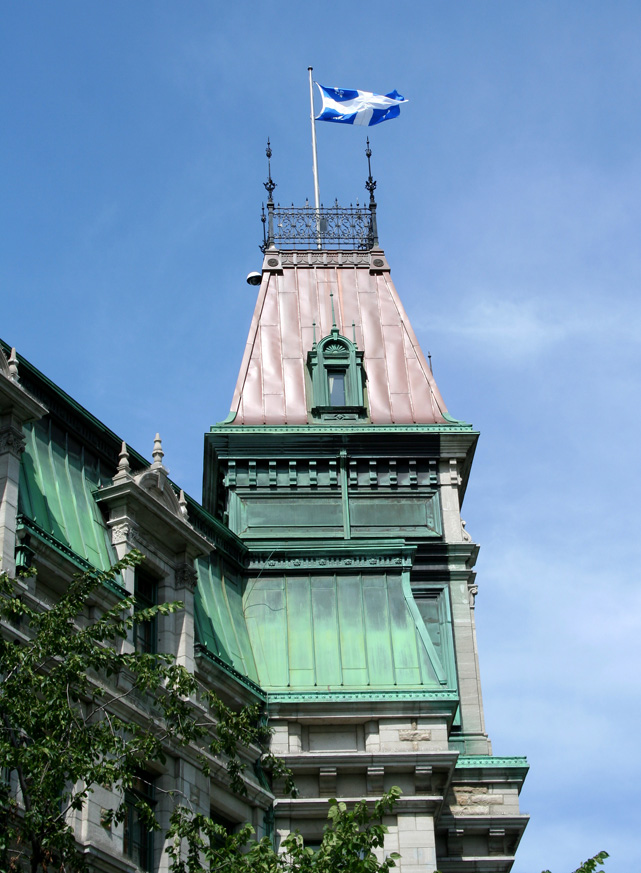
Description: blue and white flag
xmin=315 ymin=84 xmax=408 ymax=127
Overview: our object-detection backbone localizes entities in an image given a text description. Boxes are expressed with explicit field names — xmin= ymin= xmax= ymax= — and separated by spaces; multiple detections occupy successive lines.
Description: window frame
xmin=123 ymin=773 xmax=156 ymax=872
xmin=133 ymin=568 xmax=158 ymax=656
xmin=307 ymin=327 xmax=366 ymax=419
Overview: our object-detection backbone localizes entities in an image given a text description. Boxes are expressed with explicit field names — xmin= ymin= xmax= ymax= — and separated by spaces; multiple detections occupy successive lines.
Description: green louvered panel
xmin=336 ymin=577 xmax=368 ymax=686
xmin=19 ymin=420 xmax=114 ymax=570
xmin=195 ymin=557 xmax=233 ymax=663
xmin=194 ymin=557 xmax=259 ymax=683
xmin=222 ymin=566 xmax=260 ymax=682
xmin=362 ymin=576 xmax=395 ymax=687
xmin=244 ymin=570 xmax=457 ymax=693
xmin=310 ymin=576 xmax=342 ymax=687
xmin=286 ymin=578 xmax=315 ymax=688
xmin=245 ymin=578 xmax=289 ymax=688
xmin=387 ymin=577 xmax=424 ymax=686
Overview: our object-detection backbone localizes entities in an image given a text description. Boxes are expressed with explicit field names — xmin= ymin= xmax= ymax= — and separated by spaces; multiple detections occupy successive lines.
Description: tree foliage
xmin=166 ymin=786 xmax=402 ymax=873
xmin=0 ymin=554 xmax=609 ymax=873
xmin=0 ymin=553 xmax=280 ymax=873
xmin=542 ymin=851 xmax=609 ymax=873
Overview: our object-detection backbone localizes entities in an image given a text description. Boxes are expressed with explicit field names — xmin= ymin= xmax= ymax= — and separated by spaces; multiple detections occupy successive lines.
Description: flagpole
xmin=308 ymin=66 xmax=321 ymax=215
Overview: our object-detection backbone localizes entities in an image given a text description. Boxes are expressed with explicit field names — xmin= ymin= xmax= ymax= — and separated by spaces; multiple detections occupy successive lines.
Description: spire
xmin=365 ymin=138 xmax=379 ymax=248
xmin=264 ymin=138 xmax=276 ymax=203
xmin=112 ymin=440 xmax=132 ymax=484
xmin=365 ymin=137 xmax=376 ymax=203
xmin=261 ymin=139 xmax=277 ymax=251
xmin=152 ymin=433 xmax=164 ymax=467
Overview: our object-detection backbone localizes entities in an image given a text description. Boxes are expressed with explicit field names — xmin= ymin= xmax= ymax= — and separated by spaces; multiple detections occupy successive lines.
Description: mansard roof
xmin=229 ymin=249 xmax=449 ymax=426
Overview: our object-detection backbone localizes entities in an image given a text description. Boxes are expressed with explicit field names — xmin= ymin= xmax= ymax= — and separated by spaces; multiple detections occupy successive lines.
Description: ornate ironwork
xmin=260 ymin=139 xmax=380 ymax=252
xmin=261 ymin=200 xmax=377 ymax=252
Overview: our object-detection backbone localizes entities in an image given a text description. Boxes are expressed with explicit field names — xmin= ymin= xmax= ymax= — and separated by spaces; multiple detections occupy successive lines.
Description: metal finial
xmin=264 ymin=138 xmax=276 ymax=202
xmin=365 ymin=137 xmax=376 ymax=203
xmin=428 ymin=352 xmax=433 ymax=374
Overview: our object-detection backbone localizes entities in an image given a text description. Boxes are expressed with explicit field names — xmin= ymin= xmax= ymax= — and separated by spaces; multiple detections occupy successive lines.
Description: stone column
xmin=440 ymin=458 xmax=491 ymax=754
xmin=0 ymin=423 xmax=26 ymax=577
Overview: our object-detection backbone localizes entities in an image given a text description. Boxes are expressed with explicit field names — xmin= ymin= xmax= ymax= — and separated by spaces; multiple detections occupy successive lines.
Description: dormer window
xmin=307 ymin=326 xmax=366 ymax=420
xmin=328 ymin=371 xmax=346 ymax=406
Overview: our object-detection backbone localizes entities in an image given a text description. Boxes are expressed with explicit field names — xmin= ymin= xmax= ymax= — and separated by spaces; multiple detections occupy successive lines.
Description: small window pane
xmin=415 ymin=593 xmax=442 ymax=654
xmin=328 ymin=371 xmax=346 ymax=406
xmin=123 ymin=776 xmax=155 ymax=872
xmin=134 ymin=570 xmax=157 ymax=655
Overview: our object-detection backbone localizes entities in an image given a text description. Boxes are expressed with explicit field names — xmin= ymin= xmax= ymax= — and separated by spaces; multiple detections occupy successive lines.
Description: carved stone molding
xmin=111 ymin=523 xmax=133 ymax=546
xmin=0 ymin=425 xmax=26 ymax=457
xmin=175 ymin=563 xmax=198 ymax=592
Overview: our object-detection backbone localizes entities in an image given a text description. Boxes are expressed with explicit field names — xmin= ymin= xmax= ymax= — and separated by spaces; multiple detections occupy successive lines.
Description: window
xmin=307 ymin=327 xmax=366 ymax=419
xmin=412 ymin=587 xmax=454 ymax=687
xmin=134 ymin=569 xmax=157 ymax=655
xmin=209 ymin=808 xmax=238 ymax=850
xmin=328 ymin=370 xmax=346 ymax=406
xmin=123 ymin=774 xmax=155 ymax=871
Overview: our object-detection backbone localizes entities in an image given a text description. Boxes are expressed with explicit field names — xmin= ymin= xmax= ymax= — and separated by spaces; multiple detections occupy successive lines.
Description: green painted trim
xmin=195 ymin=643 xmax=267 ymax=701
xmin=16 ymin=514 xmax=127 ymax=596
xmin=457 ymin=756 xmax=529 ymax=769
xmin=266 ymin=690 xmax=459 ymax=703
xmin=442 ymin=412 xmax=471 ymax=426
xmin=215 ymin=410 xmax=237 ymax=426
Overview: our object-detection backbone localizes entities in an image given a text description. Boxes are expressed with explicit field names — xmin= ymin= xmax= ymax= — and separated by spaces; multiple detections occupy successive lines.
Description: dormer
xmin=307 ymin=324 xmax=366 ymax=421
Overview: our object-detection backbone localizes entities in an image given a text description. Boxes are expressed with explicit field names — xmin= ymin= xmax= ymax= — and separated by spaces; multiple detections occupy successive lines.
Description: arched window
xmin=307 ymin=327 xmax=366 ymax=420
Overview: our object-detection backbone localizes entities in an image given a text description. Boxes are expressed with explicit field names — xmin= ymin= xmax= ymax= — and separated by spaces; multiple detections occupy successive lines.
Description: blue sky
xmin=2 ymin=2 xmax=640 ymax=870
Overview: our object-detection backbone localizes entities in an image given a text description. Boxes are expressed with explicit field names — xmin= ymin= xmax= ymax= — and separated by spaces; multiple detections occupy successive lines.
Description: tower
xmin=202 ymin=150 xmax=529 ymax=870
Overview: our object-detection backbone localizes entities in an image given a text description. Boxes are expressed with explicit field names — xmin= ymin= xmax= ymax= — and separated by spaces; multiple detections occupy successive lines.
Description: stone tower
xmin=202 ymin=154 xmax=528 ymax=871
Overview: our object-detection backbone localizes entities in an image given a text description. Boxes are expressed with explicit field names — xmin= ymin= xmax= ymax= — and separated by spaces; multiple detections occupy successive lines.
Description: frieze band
xmin=247 ymin=552 xmax=414 ymax=572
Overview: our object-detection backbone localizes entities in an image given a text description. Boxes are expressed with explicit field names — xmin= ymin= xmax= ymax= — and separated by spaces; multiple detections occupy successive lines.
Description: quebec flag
xmin=315 ymin=84 xmax=408 ymax=127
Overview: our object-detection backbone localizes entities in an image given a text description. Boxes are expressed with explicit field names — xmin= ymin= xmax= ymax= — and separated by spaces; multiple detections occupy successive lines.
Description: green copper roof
xmin=194 ymin=553 xmax=260 ymax=684
xmin=19 ymin=418 xmax=116 ymax=571
xmin=243 ymin=570 xmax=456 ymax=694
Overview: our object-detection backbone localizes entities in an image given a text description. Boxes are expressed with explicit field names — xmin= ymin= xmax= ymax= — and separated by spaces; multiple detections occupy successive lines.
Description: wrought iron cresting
xmin=260 ymin=140 xmax=379 ymax=252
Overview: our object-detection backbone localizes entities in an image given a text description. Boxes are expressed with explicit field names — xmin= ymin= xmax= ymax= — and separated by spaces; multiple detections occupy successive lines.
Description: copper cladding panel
xmin=366 ymin=357 xmax=393 ymax=422
xmin=383 ymin=323 xmax=411 ymax=398
xmin=358 ymin=288 xmax=385 ymax=358
xmin=229 ymin=253 xmax=448 ymax=425
xmin=260 ymin=324 xmax=284 ymax=397
xmin=283 ymin=357 xmax=307 ymax=423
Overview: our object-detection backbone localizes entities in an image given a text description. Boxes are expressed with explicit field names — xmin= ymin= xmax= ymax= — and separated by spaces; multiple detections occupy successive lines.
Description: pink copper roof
xmin=230 ymin=250 xmax=448 ymax=425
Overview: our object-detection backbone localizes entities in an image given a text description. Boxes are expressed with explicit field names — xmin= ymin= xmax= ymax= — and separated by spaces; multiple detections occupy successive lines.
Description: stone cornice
xmin=274 ymin=794 xmax=445 ymax=817
xmin=277 ymin=751 xmax=459 ymax=770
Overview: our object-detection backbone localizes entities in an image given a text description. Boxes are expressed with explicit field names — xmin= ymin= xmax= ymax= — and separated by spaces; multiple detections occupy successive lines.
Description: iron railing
xmin=261 ymin=200 xmax=379 ymax=252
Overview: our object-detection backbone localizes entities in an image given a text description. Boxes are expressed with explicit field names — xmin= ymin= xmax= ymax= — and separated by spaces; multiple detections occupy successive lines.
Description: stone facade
xmin=0 ymin=237 xmax=528 ymax=871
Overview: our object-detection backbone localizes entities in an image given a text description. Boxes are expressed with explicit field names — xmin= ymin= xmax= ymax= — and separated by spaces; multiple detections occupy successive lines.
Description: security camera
xmin=246 ymin=271 xmax=262 ymax=286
